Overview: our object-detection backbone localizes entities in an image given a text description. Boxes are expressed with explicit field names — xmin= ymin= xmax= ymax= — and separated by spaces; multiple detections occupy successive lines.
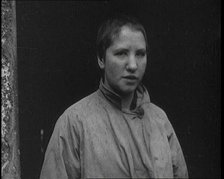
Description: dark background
xmin=16 ymin=1 xmax=221 ymax=178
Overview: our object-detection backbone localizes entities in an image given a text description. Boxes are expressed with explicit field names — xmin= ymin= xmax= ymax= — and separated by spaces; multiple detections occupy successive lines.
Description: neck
xmin=99 ymin=79 xmax=137 ymax=110
xmin=121 ymin=92 xmax=134 ymax=110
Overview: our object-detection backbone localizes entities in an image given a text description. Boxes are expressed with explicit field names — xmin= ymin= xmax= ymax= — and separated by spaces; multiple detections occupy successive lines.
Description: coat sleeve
xmin=164 ymin=116 xmax=189 ymax=178
xmin=40 ymin=112 xmax=81 ymax=179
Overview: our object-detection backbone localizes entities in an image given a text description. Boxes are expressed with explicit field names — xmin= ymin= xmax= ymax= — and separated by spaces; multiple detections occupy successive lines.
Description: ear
xmin=98 ymin=57 xmax=105 ymax=69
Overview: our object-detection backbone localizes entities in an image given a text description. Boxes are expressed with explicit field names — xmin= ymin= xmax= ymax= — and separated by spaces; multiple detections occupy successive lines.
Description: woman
xmin=40 ymin=14 xmax=188 ymax=178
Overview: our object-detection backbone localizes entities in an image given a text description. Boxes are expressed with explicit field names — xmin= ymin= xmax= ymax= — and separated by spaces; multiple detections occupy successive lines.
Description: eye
xmin=136 ymin=50 xmax=146 ymax=58
xmin=114 ymin=50 xmax=128 ymax=57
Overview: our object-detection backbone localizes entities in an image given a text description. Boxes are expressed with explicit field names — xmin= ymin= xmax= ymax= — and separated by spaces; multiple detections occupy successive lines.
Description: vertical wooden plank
xmin=1 ymin=0 xmax=20 ymax=178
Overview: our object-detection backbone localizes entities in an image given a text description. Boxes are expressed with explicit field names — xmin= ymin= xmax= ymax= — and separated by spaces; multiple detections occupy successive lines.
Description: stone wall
xmin=1 ymin=0 xmax=20 ymax=178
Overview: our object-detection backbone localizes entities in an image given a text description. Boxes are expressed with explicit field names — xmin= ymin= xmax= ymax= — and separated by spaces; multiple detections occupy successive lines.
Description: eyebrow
xmin=113 ymin=47 xmax=146 ymax=52
xmin=113 ymin=48 xmax=128 ymax=52
xmin=136 ymin=49 xmax=146 ymax=52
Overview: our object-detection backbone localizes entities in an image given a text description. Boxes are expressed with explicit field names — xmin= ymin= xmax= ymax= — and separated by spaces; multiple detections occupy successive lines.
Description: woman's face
xmin=99 ymin=25 xmax=147 ymax=96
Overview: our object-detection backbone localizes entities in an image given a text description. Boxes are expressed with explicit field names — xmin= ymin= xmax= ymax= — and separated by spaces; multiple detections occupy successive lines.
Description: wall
xmin=2 ymin=0 xmax=20 ymax=178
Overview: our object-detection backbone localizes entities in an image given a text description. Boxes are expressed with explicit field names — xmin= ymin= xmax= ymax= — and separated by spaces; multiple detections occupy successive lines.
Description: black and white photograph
xmin=2 ymin=0 xmax=220 ymax=178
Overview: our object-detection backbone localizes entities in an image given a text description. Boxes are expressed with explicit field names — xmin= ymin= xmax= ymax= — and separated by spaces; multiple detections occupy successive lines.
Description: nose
xmin=126 ymin=55 xmax=137 ymax=72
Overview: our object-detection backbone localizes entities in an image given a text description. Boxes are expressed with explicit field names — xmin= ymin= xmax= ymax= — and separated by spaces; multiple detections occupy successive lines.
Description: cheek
xmin=105 ymin=60 xmax=122 ymax=77
xmin=139 ymin=60 xmax=147 ymax=73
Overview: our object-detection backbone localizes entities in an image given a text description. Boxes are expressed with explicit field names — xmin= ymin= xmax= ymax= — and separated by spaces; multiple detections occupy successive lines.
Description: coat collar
xmin=99 ymin=79 xmax=150 ymax=119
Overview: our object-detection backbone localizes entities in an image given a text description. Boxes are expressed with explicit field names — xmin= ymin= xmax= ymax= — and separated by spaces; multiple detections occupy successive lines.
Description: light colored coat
xmin=40 ymin=81 xmax=188 ymax=178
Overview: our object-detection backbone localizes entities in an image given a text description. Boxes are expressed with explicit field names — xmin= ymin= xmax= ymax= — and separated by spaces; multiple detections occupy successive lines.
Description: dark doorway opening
xmin=17 ymin=1 xmax=220 ymax=178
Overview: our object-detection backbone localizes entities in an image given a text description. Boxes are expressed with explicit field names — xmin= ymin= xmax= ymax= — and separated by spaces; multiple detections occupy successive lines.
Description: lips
xmin=123 ymin=75 xmax=138 ymax=80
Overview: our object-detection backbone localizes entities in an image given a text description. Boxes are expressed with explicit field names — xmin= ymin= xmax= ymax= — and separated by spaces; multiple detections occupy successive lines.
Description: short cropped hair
xmin=96 ymin=14 xmax=149 ymax=60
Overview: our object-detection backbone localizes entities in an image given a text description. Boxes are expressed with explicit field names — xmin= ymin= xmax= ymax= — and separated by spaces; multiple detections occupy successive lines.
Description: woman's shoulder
xmin=148 ymin=102 xmax=168 ymax=120
xmin=53 ymin=91 xmax=101 ymax=132
xmin=147 ymin=102 xmax=175 ymax=135
xmin=64 ymin=91 xmax=100 ymax=116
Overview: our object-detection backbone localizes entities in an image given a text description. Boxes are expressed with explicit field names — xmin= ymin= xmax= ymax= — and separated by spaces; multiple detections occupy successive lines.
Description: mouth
xmin=123 ymin=75 xmax=138 ymax=81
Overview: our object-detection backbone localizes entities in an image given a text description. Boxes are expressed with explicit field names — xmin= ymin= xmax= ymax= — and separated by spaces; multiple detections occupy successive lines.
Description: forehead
xmin=111 ymin=26 xmax=146 ymax=48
